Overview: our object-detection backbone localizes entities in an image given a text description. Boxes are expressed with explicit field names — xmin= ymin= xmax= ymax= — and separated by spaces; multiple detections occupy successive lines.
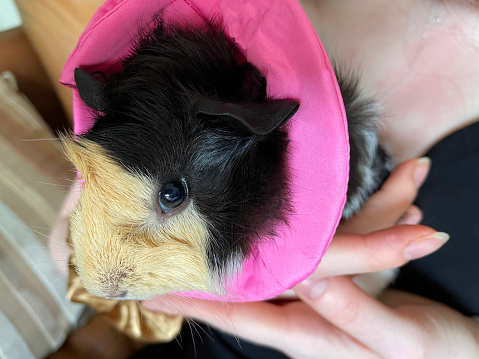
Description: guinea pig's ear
xmin=193 ymin=98 xmax=299 ymax=135
xmin=74 ymin=68 xmax=106 ymax=112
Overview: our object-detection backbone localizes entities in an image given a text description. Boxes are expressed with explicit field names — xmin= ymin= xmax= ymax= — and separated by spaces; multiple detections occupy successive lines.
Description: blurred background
xmin=0 ymin=0 xmax=22 ymax=32
xmin=0 ymin=0 xmax=145 ymax=358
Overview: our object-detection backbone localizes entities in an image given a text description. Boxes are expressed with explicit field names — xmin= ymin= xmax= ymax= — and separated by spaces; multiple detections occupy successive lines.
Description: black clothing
xmin=393 ymin=121 xmax=479 ymax=316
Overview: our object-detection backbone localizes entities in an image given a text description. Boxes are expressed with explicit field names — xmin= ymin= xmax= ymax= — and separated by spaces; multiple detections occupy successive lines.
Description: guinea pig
xmin=61 ymin=19 xmax=390 ymax=301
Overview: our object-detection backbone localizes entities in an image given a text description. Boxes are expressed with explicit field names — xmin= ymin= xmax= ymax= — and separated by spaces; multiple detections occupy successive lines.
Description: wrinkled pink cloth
xmin=61 ymin=0 xmax=349 ymax=301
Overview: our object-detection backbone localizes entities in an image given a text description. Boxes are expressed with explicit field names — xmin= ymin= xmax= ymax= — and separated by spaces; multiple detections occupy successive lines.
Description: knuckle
xmin=326 ymin=295 xmax=362 ymax=327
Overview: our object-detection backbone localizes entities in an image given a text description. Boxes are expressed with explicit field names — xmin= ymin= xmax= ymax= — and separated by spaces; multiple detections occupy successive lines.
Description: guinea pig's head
xmin=62 ymin=21 xmax=299 ymax=300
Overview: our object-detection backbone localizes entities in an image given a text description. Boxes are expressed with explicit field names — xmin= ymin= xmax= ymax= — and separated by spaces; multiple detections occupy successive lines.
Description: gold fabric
xmin=67 ymin=255 xmax=184 ymax=342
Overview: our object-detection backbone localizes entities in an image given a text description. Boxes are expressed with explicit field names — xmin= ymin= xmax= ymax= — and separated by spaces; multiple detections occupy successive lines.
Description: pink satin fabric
xmin=61 ymin=0 xmax=349 ymax=301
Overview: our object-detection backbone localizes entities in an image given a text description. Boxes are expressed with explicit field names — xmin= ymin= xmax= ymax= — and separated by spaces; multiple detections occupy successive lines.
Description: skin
xmin=300 ymin=0 xmax=479 ymax=162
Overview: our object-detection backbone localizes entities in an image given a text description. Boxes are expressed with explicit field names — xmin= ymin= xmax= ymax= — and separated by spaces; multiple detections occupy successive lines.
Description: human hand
xmin=142 ymin=224 xmax=456 ymax=359
xmin=288 ymin=273 xmax=479 ymax=359
xmin=335 ymin=157 xmax=430 ymax=235
xmin=141 ymin=158 xmax=479 ymax=358
xmin=49 ymin=179 xmax=81 ymax=276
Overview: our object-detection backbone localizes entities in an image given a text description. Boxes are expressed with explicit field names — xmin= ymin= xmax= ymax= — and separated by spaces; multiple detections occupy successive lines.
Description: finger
xmin=49 ymin=180 xmax=81 ymax=275
xmin=379 ymin=288 xmax=442 ymax=308
xmin=315 ymin=225 xmax=448 ymax=278
xmin=294 ymin=276 xmax=422 ymax=357
xmin=60 ymin=179 xmax=82 ymax=217
xmin=395 ymin=205 xmax=422 ymax=225
xmin=48 ymin=216 xmax=72 ymax=276
xmin=143 ymin=295 xmax=291 ymax=348
xmin=337 ymin=157 xmax=430 ymax=235
xmin=143 ymin=295 xmax=380 ymax=358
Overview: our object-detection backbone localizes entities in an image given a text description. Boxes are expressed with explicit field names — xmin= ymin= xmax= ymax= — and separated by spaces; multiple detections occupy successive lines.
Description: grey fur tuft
xmin=334 ymin=67 xmax=392 ymax=218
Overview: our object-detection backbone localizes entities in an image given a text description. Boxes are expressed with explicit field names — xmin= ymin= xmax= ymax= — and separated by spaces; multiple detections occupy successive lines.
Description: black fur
xmin=77 ymin=19 xmax=390 ymax=279
xmin=334 ymin=67 xmax=391 ymax=218
xmin=81 ymin=21 xmax=293 ymax=277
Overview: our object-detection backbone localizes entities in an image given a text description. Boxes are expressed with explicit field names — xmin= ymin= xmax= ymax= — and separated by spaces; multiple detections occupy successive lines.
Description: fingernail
xmin=296 ymin=278 xmax=328 ymax=298
xmin=414 ymin=157 xmax=431 ymax=188
xmin=404 ymin=232 xmax=449 ymax=260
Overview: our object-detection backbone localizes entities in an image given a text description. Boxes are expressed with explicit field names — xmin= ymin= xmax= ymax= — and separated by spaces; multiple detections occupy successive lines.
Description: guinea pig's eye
xmin=158 ymin=180 xmax=187 ymax=213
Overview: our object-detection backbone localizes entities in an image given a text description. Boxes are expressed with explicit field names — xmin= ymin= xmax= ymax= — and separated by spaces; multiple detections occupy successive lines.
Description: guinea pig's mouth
xmin=104 ymin=290 xmax=128 ymax=300
xmin=83 ymin=281 xmax=164 ymax=302
xmin=75 ymin=254 xmax=211 ymax=301
xmin=104 ymin=293 xmax=155 ymax=301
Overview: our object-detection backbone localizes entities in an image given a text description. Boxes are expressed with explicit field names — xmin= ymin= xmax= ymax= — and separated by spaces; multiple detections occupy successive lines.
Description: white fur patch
xmin=353 ymin=268 xmax=399 ymax=298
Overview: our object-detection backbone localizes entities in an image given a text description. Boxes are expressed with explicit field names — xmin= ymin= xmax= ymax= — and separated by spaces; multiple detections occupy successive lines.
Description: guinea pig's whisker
xmin=174 ymin=331 xmax=184 ymax=350
xmin=49 ymin=242 xmax=74 ymax=249
xmin=19 ymin=138 xmax=60 ymax=142
xmin=187 ymin=299 xmax=241 ymax=349
xmin=31 ymin=259 xmax=65 ymax=266
xmin=169 ymin=294 xmax=199 ymax=312
xmin=23 ymin=227 xmax=51 ymax=239
xmin=44 ymin=176 xmax=76 ymax=183
xmin=187 ymin=318 xmax=212 ymax=353
xmin=20 ymin=242 xmax=49 ymax=250
xmin=185 ymin=319 xmax=198 ymax=356
xmin=189 ymin=318 xmax=213 ymax=342
xmin=27 ymin=225 xmax=52 ymax=231
xmin=50 ymin=242 xmax=72 ymax=252
xmin=49 ymin=275 xmax=68 ymax=286
xmin=29 ymin=180 xmax=73 ymax=188
xmin=217 ymin=302 xmax=242 ymax=348
xmin=170 ymin=294 xmax=239 ymax=340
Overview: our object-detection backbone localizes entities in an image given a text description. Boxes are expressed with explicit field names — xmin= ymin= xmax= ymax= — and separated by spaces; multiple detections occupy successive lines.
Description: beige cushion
xmin=0 ymin=71 xmax=83 ymax=359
